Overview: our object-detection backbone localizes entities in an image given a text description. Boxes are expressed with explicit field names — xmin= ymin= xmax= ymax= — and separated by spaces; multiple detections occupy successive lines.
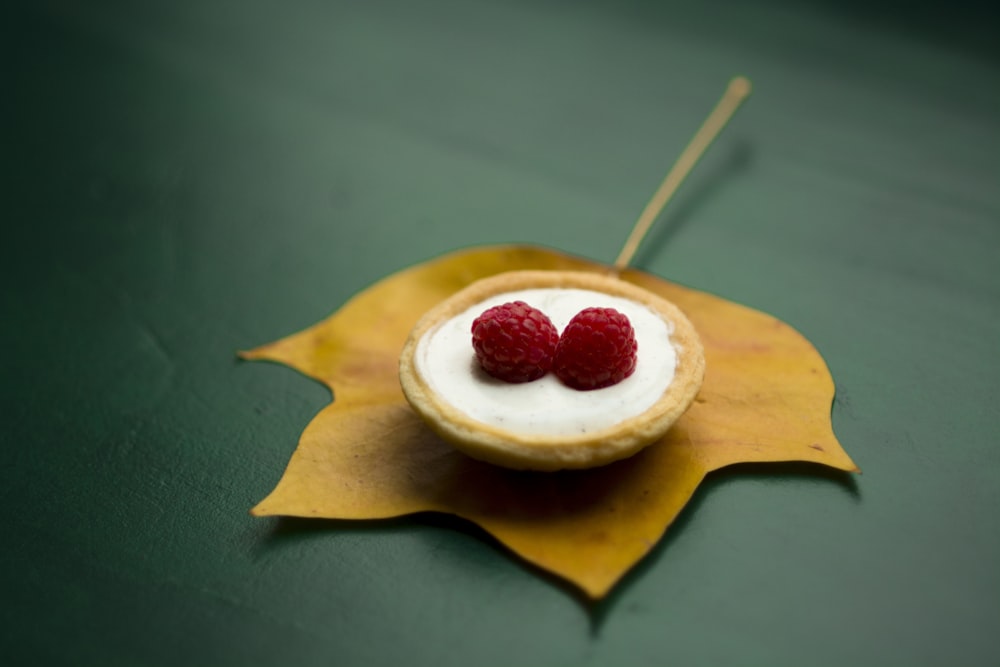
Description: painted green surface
xmin=3 ymin=1 xmax=998 ymax=665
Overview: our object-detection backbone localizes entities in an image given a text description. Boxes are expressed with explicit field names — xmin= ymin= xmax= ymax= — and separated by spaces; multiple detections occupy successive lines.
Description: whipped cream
xmin=414 ymin=288 xmax=677 ymax=436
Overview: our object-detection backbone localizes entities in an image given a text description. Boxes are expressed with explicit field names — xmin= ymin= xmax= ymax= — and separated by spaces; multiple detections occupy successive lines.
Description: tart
xmin=398 ymin=270 xmax=705 ymax=470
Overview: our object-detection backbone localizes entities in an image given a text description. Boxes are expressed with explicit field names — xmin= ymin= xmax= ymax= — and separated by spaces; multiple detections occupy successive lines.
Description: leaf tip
xmin=834 ymin=450 xmax=862 ymax=475
xmin=579 ymin=580 xmax=616 ymax=601
xmin=249 ymin=501 xmax=274 ymax=517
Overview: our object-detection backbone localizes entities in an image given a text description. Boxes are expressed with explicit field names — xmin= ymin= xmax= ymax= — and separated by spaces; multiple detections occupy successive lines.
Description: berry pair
xmin=470 ymin=301 xmax=638 ymax=390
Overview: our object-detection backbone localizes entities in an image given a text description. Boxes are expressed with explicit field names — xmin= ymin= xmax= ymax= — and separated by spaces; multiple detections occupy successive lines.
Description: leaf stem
xmin=613 ymin=76 xmax=752 ymax=271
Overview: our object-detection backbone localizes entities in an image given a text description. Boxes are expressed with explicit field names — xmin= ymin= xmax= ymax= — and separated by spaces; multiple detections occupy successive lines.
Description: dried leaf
xmin=242 ymin=245 xmax=858 ymax=598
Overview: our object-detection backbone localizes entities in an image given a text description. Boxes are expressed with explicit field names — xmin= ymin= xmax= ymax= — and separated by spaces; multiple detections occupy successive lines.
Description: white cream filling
xmin=414 ymin=288 xmax=677 ymax=436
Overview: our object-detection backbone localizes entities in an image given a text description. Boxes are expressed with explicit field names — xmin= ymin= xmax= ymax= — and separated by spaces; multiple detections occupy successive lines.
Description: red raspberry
xmin=553 ymin=307 xmax=638 ymax=390
xmin=471 ymin=301 xmax=559 ymax=383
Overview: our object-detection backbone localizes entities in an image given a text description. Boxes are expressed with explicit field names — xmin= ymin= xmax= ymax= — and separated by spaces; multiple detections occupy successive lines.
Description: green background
xmin=3 ymin=1 xmax=998 ymax=665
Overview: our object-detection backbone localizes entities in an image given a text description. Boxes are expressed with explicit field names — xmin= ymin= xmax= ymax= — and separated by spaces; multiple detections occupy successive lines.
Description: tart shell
xmin=398 ymin=270 xmax=705 ymax=470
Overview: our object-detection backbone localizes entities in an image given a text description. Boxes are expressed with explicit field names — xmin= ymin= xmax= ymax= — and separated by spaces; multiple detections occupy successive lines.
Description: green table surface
xmin=4 ymin=1 xmax=999 ymax=665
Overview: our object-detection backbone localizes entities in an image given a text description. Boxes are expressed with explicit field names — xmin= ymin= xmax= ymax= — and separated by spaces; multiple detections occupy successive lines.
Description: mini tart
xmin=398 ymin=270 xmax=705 ymax=470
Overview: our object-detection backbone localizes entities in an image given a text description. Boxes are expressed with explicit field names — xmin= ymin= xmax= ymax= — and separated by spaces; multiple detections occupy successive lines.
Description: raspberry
xmin=553 ymin=307 xmax=638 ymax=390
xmin=471 ymin=301 xmax=559 ymax=383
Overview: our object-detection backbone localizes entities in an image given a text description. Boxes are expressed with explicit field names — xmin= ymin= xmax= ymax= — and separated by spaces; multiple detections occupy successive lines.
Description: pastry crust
xmin=399 ymin=270 xmax=705 ymax=470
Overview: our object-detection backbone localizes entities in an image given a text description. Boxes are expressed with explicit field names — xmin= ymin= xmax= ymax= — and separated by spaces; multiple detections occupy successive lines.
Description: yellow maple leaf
xmin=240 ymin=245 xmax=857 ymax=599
